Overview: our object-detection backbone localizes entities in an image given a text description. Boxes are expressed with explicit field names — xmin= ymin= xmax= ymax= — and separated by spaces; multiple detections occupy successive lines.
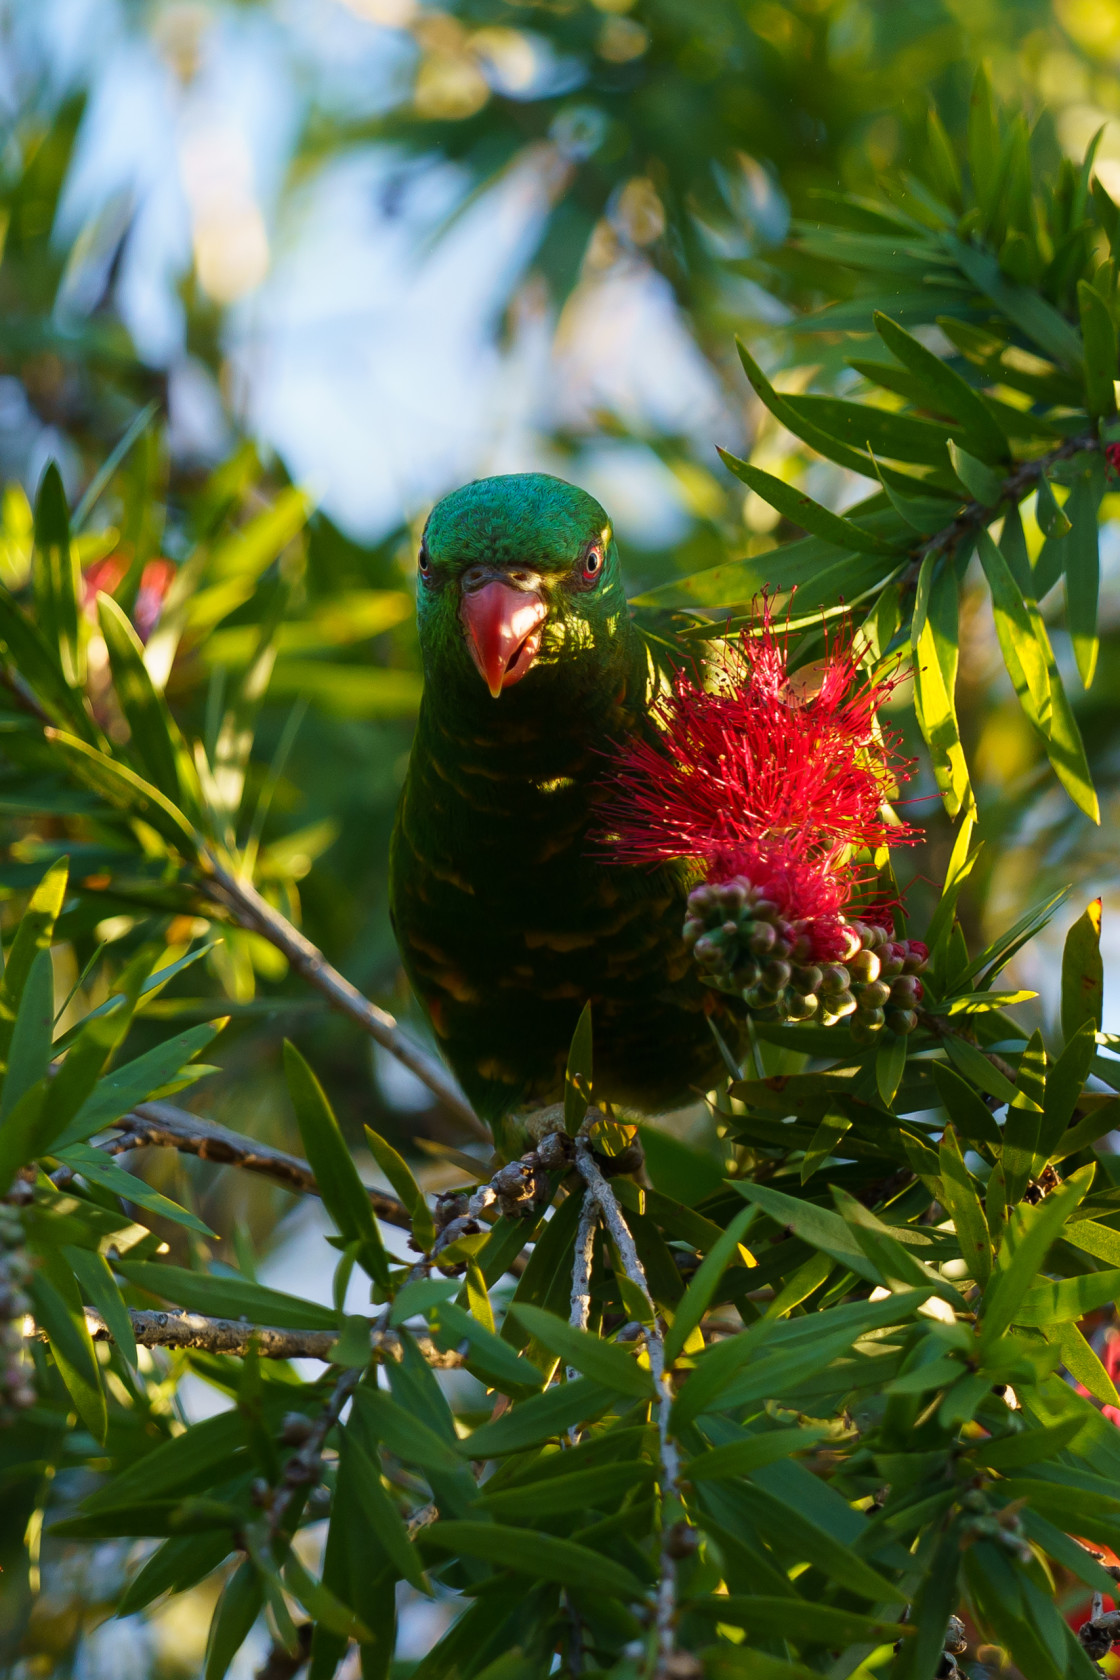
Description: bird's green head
xmin=415 ymin=473 xmax=629 ymax=702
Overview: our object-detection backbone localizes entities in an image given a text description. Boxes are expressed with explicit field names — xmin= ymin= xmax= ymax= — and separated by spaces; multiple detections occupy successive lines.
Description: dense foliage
xmin=4 ymin=10 xmax=1120 ymax=1680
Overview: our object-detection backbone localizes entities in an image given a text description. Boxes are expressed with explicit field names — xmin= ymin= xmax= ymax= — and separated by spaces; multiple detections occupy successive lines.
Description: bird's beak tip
xmin=460 ymin=578 xmax=547 ymax=697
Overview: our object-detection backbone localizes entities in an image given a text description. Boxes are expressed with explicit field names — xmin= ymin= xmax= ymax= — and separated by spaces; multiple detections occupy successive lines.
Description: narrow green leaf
xmin=1064 ymin=471 xmax=1102 ymax=689
xmin=938 ymin=1128 xmax=991 ymax=1286
xmin=31 ymin=1251 xmax=107 ymax=1442
xmin=912 ymin=553 xmax=972 ymax=818
xmin=999 ymin=498 xmax=1032 ymax=593
xmin=1046 ymin=1321 xmax=1120 ymax=1408
xmin=390 ymin=1279 xmax=457 ymax=1326
xmin=693 ymin=1596 xmax=907 ymax=1648
xmin=663 ymin=1205 xmax=756 ymax=1364
xmin=981 ymin=1166 xmax=1094 ymax=1343
xmin=55 ymin=1143 xmax=216 ymax=1237
xmin=682 ymin=1425 xmax=828 ymax=1483
xmin=43 ymin=729 xmax=200 ymax=853
xmin=970 ymin=1418 xmax=1086 ymax=1470
xmin=799 ymin=1107 xmax=851 ymax=1185
xmin=875 ymin=1032 xmax=907 ymax=1107
xmin=1041 ymin=1021 xmax=1098 ymax=1157
xmin=80 ymin=1410 xmax=248 ymax=1513
xmin=285 ymin=1043 xmax=389 ymax=1288
xmin=420 ymin=1520 xmax=646 ymax=1602
xmin=0 ymin=946 xmax=53 ymax=1123
xmin=507 ymin=1304 xmax=655 ymax=1398
xmin=204 ymin=1558 xmax=263 ymax=1680
xmin=53 ymin=1019 xmax=225 ymax=1149
xmin=1078 ymin=279 xmax=1117 ymax=417
xmin=734 ymin=339 xmax=888 ymax=478
xmin=718 ymin=453 xmax=898 ymax=554
xmin=564 ymin=1001 xmax=592 ymax=1135
xmin=462 ymin=1377 xmax=615 ymax=1458
xmin=33 ymin=461 xmax=81 ymax=686
xmin=1015 ymin=1268 xmax=1120 ymax=1326
xmin=364 ymin=1125 xmax=435 ymax=1254
xmin=338 ymin=1431 xmax=427 ymax=1590
xmin=942 ymin=1035 xmax=1020 ymax=1106
xmin=876 ymin=312 xmax=1008 ymax=461
xmin=1036 ymin=474 xmax=1071 ymax=539
xmin=0 ymin=587 xmax=94 ymax=737
xmin=947 ymin=440 xmax=1003 ymax=504
xmin=350 ymin=1386 xmax=467 ymax=1475
xmin=118 ymin=1534 xmax=234 ymax=1617
xmin=282 ymin=1552 xmax=372 ymax=1642
xmin=1062 ymin=899 xmax=1104 ymax=1042
xmin=1040 ymin=649 xmax=1099 ymax=821
xmin=479 ymin=1461 xmax=652 ymax=1520
xmin=64 ymin=1243 xmax=137 ymax=1367
xmin=1 ymin=857 xmax=69 ymax=1018
xmin=950 ymin=238 xmax=1085 ymax=367
xmin=738 ymin=1481 xmax=904 ymax=1602
xmin=116 ymin=1261 xmax=338 ymax=1331
xmin=976 ymin=529 xmax=1051 ymax=729
xmin=97 ymin=594 xmax=200 ymax=813
xmin=426 ymin=1299 xmax=545 ymax=1394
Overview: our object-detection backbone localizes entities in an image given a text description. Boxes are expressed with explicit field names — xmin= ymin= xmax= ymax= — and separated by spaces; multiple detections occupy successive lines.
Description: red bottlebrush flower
xmin=600 ymin=603 xmax=918 ymax=951
xmin=83 ymin=555 xmax=175 ymax=643
xmin=1105 ymin=442 xmax=1120 ymax=476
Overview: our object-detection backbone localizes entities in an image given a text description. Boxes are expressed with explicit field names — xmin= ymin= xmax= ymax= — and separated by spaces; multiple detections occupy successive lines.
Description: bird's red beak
xmin=460 ymin=580 xmax=547 ymax=698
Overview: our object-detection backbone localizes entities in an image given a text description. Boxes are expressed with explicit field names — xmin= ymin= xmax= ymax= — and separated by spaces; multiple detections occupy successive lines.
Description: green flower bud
xmin=820 ymin=989 xmax=857 ymax=1023
xmin=859 ymin=979 xmax=892 ymax=1010
xmin=748 ymin=920 xmax=777 ymax=956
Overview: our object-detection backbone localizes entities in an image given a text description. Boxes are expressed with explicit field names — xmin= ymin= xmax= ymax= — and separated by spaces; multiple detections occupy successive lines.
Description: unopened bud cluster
xmin=684 ymin=880 xmax=928 ymax=1037
xmin=0 ymin=1203 xmax=34 ymax=1421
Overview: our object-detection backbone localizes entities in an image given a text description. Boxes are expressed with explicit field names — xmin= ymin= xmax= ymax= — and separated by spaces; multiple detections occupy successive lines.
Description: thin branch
xmin=568 ymin=1189 xmax=598 ymax=1379
xmin=268 ymin=1363 xmax=363 ymax=1537
xmin=199 ymin=852 xmax=489 ymax=1141
xmin=565 ymin=1190 xmax=600 ymax=1672
xmin=79 ymin=1306 xmax=462 ymax=1366
xmin=254 ymin=1624 xmax=312 ymax=1680
xmin=265 ymin=1261 xmax=430 ymax=1543
xmin=106 ymin=1100 xmax=413 ymax=1229
xmin=575 ymin=1137 xmax=682 ymax=1680
xmin=903 ymin=432 xmax=1099 ymax=589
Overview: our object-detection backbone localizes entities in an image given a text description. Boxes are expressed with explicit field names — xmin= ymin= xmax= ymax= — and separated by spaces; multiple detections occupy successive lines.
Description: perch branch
xmin=568 ymin=1189 xmax=598 ymax=1383
xmin=79 ymin=1307 xmax=462 ymax=1366
xmin=199 ymin=853 xmax=489 ymax=1141
xmin=902 ymin=432 xmax=1100 ymax=589
xmin=575 ymin=1137 xmax=683 ymax=1679
xmin=265 ymin=1261 xmax=430 ymax=1543
xmin=104 ymin=1100 xmax=413 ymax=1229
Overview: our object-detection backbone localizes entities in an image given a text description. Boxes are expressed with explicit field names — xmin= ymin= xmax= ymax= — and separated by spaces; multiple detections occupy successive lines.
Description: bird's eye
xmin=581 ymin=547 xmax=603 ymax=584
xmin=418 ymin=547 xmax=431 ymax=581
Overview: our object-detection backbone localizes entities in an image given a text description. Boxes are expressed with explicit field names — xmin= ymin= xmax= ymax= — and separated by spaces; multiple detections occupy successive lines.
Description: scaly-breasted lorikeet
xmin=389 ymin=472 xmax=732 ymax=1130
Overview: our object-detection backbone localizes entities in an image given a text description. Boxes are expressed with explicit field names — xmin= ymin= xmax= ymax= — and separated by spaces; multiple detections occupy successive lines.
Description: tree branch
xmin=80 ymin=1306 xmax=463 ymax=1366
xmin=105 ymin=1100 xmax=413 ymax=1229
xmin=903 ymin=432 xmax=1099 ymax=588
xmin=574 ymin=1137 xmax=683 ymax=1680
xmin=199 ymin=853 xmax=489 ymax=1141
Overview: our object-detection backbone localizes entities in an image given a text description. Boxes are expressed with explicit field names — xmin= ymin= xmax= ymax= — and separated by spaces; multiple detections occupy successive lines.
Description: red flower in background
xmin=83 ymin=555 xmax=175 ymax=643
xmin=600 ymin=603 xmax=918 ymax=952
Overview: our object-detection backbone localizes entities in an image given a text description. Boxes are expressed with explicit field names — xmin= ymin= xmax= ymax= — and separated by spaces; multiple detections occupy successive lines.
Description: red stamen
xmin=600 ymin=601 xmax=919 ymax=946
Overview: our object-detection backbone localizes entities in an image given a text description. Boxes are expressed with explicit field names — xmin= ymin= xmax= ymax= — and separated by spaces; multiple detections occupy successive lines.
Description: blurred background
xmin=5 ymin=0 xmax=1120 ymax=1671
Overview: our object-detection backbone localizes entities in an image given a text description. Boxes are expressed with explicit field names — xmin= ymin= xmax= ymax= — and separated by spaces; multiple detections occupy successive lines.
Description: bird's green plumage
xmin=389 ymin=472 xmax=732 ymax=1129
